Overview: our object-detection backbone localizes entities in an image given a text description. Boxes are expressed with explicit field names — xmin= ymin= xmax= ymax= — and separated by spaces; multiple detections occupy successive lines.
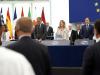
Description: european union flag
xmin=69 ymin=0 xmax=100 ymax=23
xmin=0 ymin=8 xmax=4 ymax=25
xmin=13 ymin=7 xmax=17 ymax=20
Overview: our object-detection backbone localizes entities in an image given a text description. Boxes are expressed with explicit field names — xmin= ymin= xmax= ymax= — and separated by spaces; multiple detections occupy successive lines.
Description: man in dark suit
xmin=46 ymin=22 xmax=54 ymax=40
xmin=6 ymin=17 xmax=51 ymax=75
xmin=34 ymin=17 xmax=46 ymax=41
xmin=76 ymin=24 xmax=82 ymax=39
xmin=70 ymin=30 xmax=77 ymax=43
xmin=68 ymin=25 xmax=77 ymax=44
xmin=80 ymin=17 xmax=94 ymax=40
xmin=81 ymin=19 xmax=100 ymax=75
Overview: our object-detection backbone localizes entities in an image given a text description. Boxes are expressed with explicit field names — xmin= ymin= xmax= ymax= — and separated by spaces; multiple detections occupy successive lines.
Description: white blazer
xmin=56 ymin=28 xmax=69 ymax=40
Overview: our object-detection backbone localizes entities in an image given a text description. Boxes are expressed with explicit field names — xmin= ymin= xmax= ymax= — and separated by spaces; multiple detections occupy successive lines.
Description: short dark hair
xmin=94 ymin=19 xmax=100 ymax=34
xmin=37 ymin=17 xmax=41 ymax=20
xmin=16 ymin=17 xmax=33 ymax=33
xmin=0 ymin=16 xmax=2 ymax=27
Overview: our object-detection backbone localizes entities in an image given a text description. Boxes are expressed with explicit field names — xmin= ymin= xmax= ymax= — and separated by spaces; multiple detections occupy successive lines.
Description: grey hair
xmin=16 ymin=17 xmax=33 ymax=33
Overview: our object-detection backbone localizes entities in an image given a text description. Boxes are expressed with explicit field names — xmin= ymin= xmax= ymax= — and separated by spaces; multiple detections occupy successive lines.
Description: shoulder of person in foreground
xmin=5 ymin=41 xmax=17 ymax=49
xmin=81 ymin=42 xmax=100 ymax=75
xmin=33 ymin=39 xmax=48 ymax=52
xmin=33 ymin=39 xmax=51 ymax=74
xmin=0 ymin=47 xmax=35 ymax=75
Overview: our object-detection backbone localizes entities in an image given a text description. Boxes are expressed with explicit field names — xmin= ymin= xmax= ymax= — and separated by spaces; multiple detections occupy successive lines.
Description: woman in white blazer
xmin=56 ymin=20 xmax=69 ymax=40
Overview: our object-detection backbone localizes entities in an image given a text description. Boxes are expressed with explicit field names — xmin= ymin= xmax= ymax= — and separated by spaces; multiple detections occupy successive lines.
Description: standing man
xmin=68 ymin=24 xmax=77 ymax=43
xmin=6 ymin=17 xmax=51 ymax=75
xmin=76 ymin=24 xmax=82 ymax=39
xmin=34 ymin=17 xmax=46 ymax=41
xmin=80 ymin=17 xmax=94 ymax=40
xmin=81 ymin=19 xmax=100 ymax=75
xmin=46 ymin=22 xmax=54 ymax=40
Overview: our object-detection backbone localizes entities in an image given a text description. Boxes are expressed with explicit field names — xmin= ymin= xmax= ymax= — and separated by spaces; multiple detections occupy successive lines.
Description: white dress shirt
xmin=46 ymin=26 xmax=49 ymax=32
xmin=77 ymin=30 xmax=80 ymax=35
xmin=68 ymin=30 xmax=72 ymax=38
xmin=93 ymin=35 xmax=100 ymax=43
xmin=0 ymin=47 xmax=35 ymax=75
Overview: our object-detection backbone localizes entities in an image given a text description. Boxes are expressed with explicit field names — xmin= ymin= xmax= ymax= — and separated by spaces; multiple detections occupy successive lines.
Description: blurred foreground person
xmin=81 ymin=19 xmax=100 ymax=75
xmin=6 ymin=17 xmax=51 ymax=75
xmin=0 ymin=47 xmax=35 ymax=75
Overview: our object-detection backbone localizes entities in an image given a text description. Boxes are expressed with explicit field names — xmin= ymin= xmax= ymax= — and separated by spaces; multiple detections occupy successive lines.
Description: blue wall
xmin=69 ymin=0 xmax=100 ymax=23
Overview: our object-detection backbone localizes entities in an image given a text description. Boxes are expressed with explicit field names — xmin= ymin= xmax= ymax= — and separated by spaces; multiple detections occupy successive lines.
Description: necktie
xmin=86 ymin=25 xmax=89 ymax=30
xmin=39 ymin=24 xmax=41 ymax=29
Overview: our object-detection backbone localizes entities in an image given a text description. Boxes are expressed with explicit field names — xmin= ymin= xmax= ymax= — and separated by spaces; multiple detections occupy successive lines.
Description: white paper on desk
xmin=80 ymin=41 xmax=89 ymax=45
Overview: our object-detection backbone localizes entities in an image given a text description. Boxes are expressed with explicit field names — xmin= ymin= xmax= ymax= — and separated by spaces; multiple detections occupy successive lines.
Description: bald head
xmin=16 ymin=17 xmax=33 ymax=33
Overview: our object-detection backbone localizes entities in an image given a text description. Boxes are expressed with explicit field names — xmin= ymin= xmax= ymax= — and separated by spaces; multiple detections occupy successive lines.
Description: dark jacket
xmin=69 ymin=30 xmax=77 ymax=42
xmin=46 ymin=26 xmax=54 ymax=40
xmin=80 ymin=25 xmax=94 ymax=40
xmin=34 ymin=24 xmax=46 ymax=40
xmin=76 ymin=30 xmax=82 ymax=39
xmin=6 ymin=36 xmax=51 ymax=75
xmin=81 ymin=41 xmax=100 ymax=75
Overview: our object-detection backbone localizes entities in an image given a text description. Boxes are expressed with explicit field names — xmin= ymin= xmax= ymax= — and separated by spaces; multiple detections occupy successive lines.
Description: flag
xmin=69 ymin=0 xmax=100 ymax=23
xmin=0 ymin=8 xmax=4 ymax=25
xmin=13 ymin=7 xmax=17 ymax=20
xmin=0 ymin=7 xmax=2 ymax=14
xmin=6 ymin=8 xmax=13 ymax=39
xmin=41 ymin=7 xmax=46 ymax=24
xmin=21 ymin=7 xmax=24 ymax=17
xmin=28 ymin=7 xmax=31 ymax=18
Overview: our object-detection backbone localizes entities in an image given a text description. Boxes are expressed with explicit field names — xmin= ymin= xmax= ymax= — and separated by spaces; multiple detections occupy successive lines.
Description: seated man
xmin=76 ymin=24 xmax=82 ymax=39
xmin=46 ymin=22 xmax=54 ymax=40
xmin=6 ymin=17 xmax=51 ymax=75
xmin=68 ymin=24 xmax=77 ymax=44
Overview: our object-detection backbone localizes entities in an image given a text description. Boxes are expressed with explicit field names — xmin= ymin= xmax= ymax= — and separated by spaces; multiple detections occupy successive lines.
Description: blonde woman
xmin=56 ymin=20 xmax=69 ymax=40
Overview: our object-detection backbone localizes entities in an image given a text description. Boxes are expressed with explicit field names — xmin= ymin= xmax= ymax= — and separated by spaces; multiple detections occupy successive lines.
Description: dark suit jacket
xmin=76 ymin=30 xmax=82 ymax=39
xmin=80 ymin=24 xmax=94 ymax=40
xmin=34 ymin=24 xmax=46 ymax=40
xmin=69 ymin=30 xmax=77 ymax=42
xmin=81 ymin=41 xmax=100 ymax=75
xmin=31 ymin=29 xmax=35 ymax=39
xmin=46 ymin=26 xmax=54 ymax=40
xmin=6 ymin=36 xmax=51 ymax=75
